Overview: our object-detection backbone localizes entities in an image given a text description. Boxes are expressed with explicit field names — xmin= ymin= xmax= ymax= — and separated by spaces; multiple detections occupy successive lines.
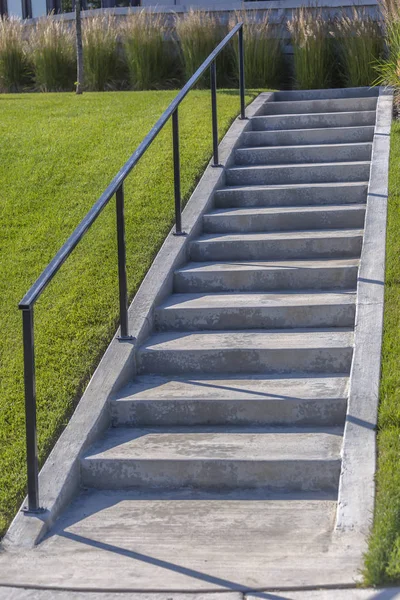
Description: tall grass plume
xmin=121 ymin=10 xmax=176 ymax=90
xmin=334 ymin=8 xmax=383 ymax=87
xmin=30 ymin=17 xmax=75 ymax=92
xmin=230 ymin=11 xmax=283 ymax=88
xmin=83 ymin=14 xmax=120 ymax=91
xmin=374 ymin=0 xmax=400 ymax=90
xmin=176 ymin=10 xmax=231 ymax=87
xmin=288 ymin=6 xmax=332 ymax=89
xmin=0 ymin=17 xmax=29 ymax=92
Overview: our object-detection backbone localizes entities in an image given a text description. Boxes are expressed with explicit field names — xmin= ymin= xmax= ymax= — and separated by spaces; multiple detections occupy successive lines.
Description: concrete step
xmin=174 ymin=258 xmax=359 ymax=293
xmin=189 ymin=230 xmax=363 ymax=262
xmin=203 ymin=205 xmax=366 ymax=233
xmin=225 ymin=162 xmax=371 ymax=186
xmin=136 ymin=328 xmax=354 ymax=375
xmin=2 ymin=486 xmax=360 ymax=590
xmin=260 ymin=96 xmax=377 ymax=115
xmin=274 ymin=87 xmax=378 ymax=102
xmin=241 ymin=126 xmax=375 ymax=148
xmin=155 ymin=291 xmax=356 ymax=331
xmin=111 ymin=374 xmax=349 ymax=427
xmin=214 ymin=182 xmax=368 ymax=208
xmin=81 ymin=426 xmax=343 ymax=491
xmin=250 ymin=111 xmax=376 ymax=131
xmin=235 ymin=143 xmax=372 ymax=166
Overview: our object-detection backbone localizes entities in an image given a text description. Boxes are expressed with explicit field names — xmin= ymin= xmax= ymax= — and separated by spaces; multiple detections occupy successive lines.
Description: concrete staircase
xmin=91 ymin=90 xmax=376 ymax=497
xmin=6 ymin=88 xmax=379 ymax=591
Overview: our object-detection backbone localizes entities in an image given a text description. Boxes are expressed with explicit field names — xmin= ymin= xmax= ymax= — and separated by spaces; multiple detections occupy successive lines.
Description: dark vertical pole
xmin=172 ymin=108 xmax=183 ymax=235
xmin=239 ymin=26 xmax=246 ymax=120
xmin=22 ymin=307 xmax=39 ymax=513
xmin=210 ymin=61 xmax=219 ymax=167
xmin=116 ymin=183 xmax=129 ymax=339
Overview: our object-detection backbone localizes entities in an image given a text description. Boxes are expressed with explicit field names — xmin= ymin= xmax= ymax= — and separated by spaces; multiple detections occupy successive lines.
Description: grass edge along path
xmin=364 ymin=120 xmax=400 ymax=584
xmin=0 ymin=88 xmax=260 ymax=538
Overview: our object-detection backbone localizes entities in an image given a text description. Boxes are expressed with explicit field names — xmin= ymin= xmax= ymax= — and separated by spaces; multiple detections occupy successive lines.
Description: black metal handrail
xmin=19 ymin=22 xmax=246 ymax=513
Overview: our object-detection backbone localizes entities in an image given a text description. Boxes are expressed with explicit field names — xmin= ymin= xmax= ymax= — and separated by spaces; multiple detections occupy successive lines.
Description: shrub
xmin=230 ymin=11 xmax=283 ymax=88
xmin=334 ymin=8 xmax=384 ymax=87
xmin=121 ymin=10 xmax=177 ymax=90
xmin=30 ymin=18 xmax=75 ymax=92
xmin=0 ymin=17 xmax=30 ymax=92
xmin=176 ymin=10 xmax=232 ymax=87
xmin=83 ymin=14 xmax=120 ymax=91
xmin=374 ymin=0 xmax=400 ymax=89
xmin=288 ymin=6 xmax=332 ymax=90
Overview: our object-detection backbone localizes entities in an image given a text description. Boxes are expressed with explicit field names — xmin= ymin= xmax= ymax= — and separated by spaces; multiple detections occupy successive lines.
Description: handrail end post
xmin=21 ymin=306 xmax=41 ymax=514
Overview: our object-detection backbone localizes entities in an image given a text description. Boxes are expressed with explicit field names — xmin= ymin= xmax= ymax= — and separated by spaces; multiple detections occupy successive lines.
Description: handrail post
xmin=172 ymin=108 xmax=185 ymax=236
xmin=210 ymin=60 xmax=219 ymax=167
xmin=22 ymin=307 xmax=41 ymax=513
xmin=238 ymin=26 xmax=246 ymax=120
xmin=116 ymin=183 xmax=131 ymax=340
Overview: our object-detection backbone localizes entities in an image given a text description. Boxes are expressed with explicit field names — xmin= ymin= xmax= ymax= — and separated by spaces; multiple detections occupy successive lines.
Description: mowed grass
xmin=0 ymin=89 xmax=258 ymax=537
xmin=364 ymin=121 xmax=400 ymax=584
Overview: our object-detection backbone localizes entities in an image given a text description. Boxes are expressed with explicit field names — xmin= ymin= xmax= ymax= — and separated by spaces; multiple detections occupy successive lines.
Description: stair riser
xmin=174 ymin=266 xmax=359 ymax=293
xmin=203 ymin=208 xmax=365 ymax=233
xmin=251 ymin=112 xmax=376 ymax=131
xmin=261 ymin=97 xmax=377 ymax=115
xmin=242 ymin=127 xmax=375 ymax=148
xmin=156 ymin=304 xmax=356 ymax=331
xmin=81 ymin=458 xmax=341 ymax=492
xmin=215 ymin=184 xmax=368 ymax=209
xmin=190 ymin=237 xmax=363 ymax=262
xmin=226 ymin=163 xmax=370 ymax=186
xmin=111 ymin=398 xmax=348 ymax=427
xmin=137 ymin=347 xmax=353 ymax=375
xmin=235 ymin=144 xmax=372 ymax=166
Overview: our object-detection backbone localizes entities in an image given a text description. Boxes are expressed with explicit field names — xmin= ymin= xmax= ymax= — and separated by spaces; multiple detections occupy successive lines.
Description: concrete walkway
xmin=2 ymin=589 xmax=400 ymax=599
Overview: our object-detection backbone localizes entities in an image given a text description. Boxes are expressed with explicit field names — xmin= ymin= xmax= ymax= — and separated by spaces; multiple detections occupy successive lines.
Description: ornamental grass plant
xmin=288 ymin=6 xmax=332 ymax=89
xmin=30 ymin=18 xmax=75 ymax=92
xmin=230 ymin=11 xmax=283 ymax=88
xmin=83 ymin=14 xmax=120 ymax=91
xmin=334 ymin=7 xmax=384 ymax=87
xmin=374 ymin=0 xmax=400 ymax=90
xmin=121 ymin=10 xmax=177 ymax=90
xmin=176 ymin=10 xmax=232 ymax=87
xmin=0 ymin=17 xmax=30 ymax=92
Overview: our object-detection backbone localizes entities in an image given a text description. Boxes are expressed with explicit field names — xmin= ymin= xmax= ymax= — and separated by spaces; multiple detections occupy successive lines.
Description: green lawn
xmin=0 ymin=89 xmax=258 ymax=537
xmin=364 ymin=120 xmax=400 ymax=584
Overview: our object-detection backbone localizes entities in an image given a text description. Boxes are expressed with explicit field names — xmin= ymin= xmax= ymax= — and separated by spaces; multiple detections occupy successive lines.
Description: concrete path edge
xmin=335 ymin=87 xmax=393 ymax=546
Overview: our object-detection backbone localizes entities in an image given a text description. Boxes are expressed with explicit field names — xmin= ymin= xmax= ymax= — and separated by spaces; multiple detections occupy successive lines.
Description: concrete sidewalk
xmin=2 ymin=588 xmax=400 ymax=599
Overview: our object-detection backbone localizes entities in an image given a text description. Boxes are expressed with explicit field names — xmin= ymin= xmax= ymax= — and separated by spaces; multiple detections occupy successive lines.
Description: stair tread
xmin=215 ymin=181 xmax=369 ymax=194
xmin=176 ymin=258 xmax=359 ymax=273
xmin=113 ymin=374 xmax=349 ymax=403
xmin=236 ymin=142 xmax=372 ymax=152
xmin=139 ymin=328 xmax=354 ymax=352
xmin=205 ymin=204 xmax=366 ymax=217
xmin=192 ymin=229 xmax=363 ymax=243
xmin=245 ymin=125 xmax=374 ymax=135
xmin=158 ymin=290 xmax=356 ymax=311
xmin=251 ymin=109 xmax=376 ymax=119
xmin=227 ymin=161 xmax=370 ymax=173
xmin=83 ymin=426 xmax=343 ymax=462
